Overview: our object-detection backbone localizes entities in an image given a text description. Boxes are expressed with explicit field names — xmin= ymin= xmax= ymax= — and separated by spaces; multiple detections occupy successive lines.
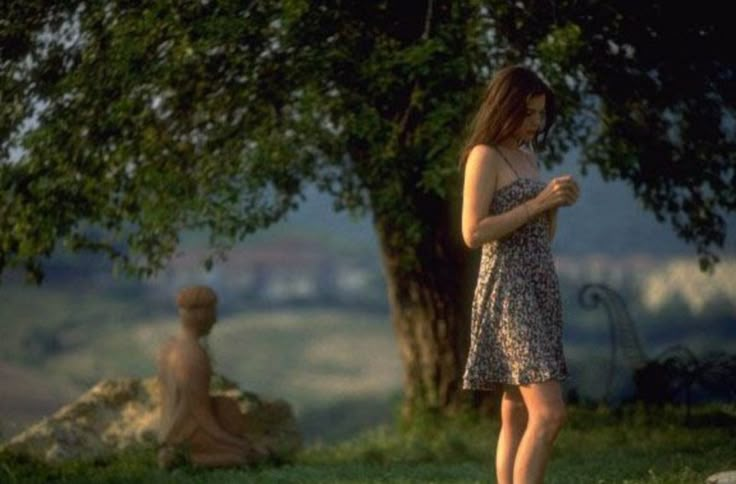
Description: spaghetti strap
xmin=492 ymin=146 xmax=521 ymax=179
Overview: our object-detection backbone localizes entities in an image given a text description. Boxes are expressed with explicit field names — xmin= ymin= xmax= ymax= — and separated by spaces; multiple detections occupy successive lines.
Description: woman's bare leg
xmin=513 ymin=379 xmax=566 ymax=484
xmin=496 ymin=384 xmax=528 ymax=484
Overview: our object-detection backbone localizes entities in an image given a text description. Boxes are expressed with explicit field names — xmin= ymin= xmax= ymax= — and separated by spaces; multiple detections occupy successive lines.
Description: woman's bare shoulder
xmin=466 ymin=144 xmax=503 ymax=168
xmin=464 ymin=144 xmax=502 ymax=196
xmin=468 ymin=143 xmax=494 ymax=157
xmin=466 ymin=144 xmax=504 ymax=184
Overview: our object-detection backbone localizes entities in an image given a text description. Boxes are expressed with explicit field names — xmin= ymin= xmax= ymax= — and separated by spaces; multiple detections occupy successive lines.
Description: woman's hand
xmin=533 ymin=175 xmax=580 ymax=212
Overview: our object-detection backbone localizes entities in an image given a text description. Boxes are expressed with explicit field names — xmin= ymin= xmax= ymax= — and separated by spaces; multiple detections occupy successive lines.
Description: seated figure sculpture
xmin=156 ymin=285 xmax=266 ymax=468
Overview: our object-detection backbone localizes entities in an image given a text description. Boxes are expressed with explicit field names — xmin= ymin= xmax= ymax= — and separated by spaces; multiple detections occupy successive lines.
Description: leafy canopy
xmin=1 ymin=1 xmax=734 ymax=283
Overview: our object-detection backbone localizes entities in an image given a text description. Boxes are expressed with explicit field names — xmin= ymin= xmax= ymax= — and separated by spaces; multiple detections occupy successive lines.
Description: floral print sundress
xmin=462 ymin=150 xmax=569 ymax=391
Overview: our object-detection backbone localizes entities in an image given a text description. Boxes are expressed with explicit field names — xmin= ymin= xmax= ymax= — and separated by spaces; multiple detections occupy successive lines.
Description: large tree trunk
xmin=373 ymin=192 xmax=493 ymax=419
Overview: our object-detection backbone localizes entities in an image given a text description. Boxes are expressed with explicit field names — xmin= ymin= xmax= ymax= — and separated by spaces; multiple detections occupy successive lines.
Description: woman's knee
xmin=519 ymin=381 xmax=567 ymax=431
xmin=529 ymin=404 xmax=567 ymax=432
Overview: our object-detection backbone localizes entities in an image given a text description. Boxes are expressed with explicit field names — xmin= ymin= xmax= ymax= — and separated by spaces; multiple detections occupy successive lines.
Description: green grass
xmin=2 ymin=403 xmax=734 ymax=483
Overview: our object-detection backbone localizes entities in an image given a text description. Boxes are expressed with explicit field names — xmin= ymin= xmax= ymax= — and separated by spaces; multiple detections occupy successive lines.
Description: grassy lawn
xmin=2 ymin=284 xmax=735 ymax=482
xmin=2 ymin=403 xmax=734 ymax=484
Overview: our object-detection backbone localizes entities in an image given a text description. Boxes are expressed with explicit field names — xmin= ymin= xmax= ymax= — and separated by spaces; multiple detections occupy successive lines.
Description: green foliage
xmin=0 ymin=446 xmax=161 ymax=484
xmin=493 ymin=1 xmax=736 ymax=272
xmin=2 ymin=0 xmax=734 ymax=417
xmin=2 ymin=0 xmax=485 ymax=280
xmin=302 ymin=405 xmax=497 ymax=466
xmin=1 ymin=1 xmax=316 ymax=282
xmin=2 ymin=1 xmax=733 ymax=282
xmin=1 ymin=404 xmax=734 ymax=483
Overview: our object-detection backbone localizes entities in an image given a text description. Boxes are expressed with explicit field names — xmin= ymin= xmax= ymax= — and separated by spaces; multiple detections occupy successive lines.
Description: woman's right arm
xmin=462 ymin=145 xmax=541 ymax=248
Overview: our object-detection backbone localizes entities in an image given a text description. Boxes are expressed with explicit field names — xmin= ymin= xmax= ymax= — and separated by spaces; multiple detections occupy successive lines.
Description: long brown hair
xmin=458 ymin=65 xmax=556 ymax=167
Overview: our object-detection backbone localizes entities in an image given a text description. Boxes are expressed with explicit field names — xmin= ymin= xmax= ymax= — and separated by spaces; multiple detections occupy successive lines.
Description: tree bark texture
xmin=373 ymin=192 xmax=494 ymax=418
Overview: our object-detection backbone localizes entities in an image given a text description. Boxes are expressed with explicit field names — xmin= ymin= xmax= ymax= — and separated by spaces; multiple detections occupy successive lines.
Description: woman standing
xmin=459 ymin=65 xmax=580 ymax=484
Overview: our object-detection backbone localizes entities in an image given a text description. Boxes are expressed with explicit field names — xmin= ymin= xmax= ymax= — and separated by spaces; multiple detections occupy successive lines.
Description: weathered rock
xmin=707 ymin=471 xmax=736 ymax=484
xmin=1 ymin=376 xmax=301 ymax=463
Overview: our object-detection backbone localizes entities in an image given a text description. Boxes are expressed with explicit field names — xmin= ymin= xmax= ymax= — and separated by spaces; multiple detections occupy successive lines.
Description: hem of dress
xmin=462 ymin=371 xmax=568 ymax=391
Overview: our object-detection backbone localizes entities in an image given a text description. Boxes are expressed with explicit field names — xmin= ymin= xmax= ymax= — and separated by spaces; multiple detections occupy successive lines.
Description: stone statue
xmin=156 ymin=285 xmax=267 ymax=468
